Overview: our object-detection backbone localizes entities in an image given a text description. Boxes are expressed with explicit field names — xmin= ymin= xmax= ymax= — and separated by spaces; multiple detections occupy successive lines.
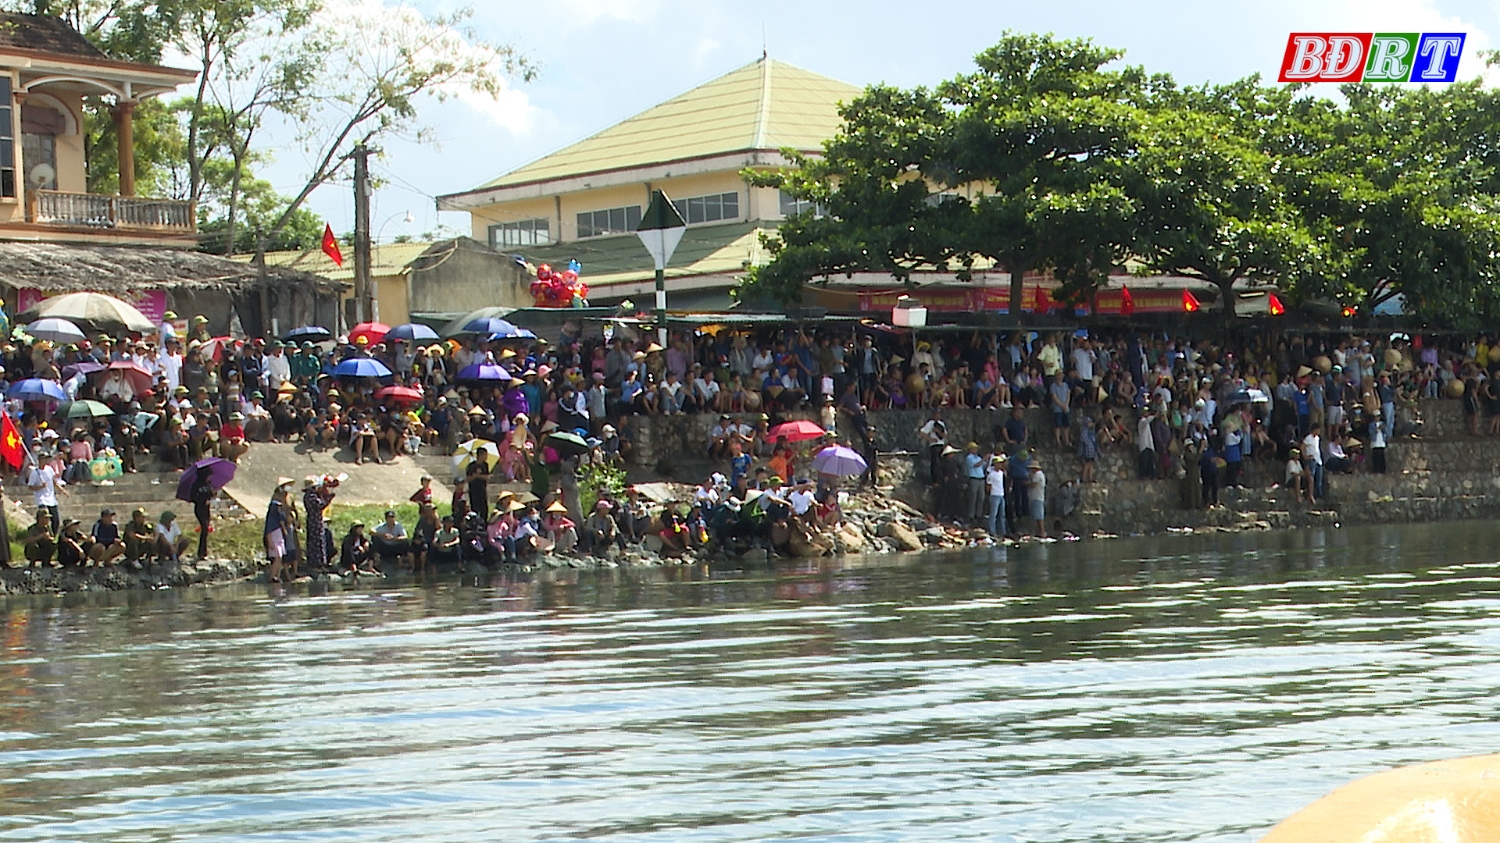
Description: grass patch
xmin=205 ymin=501 xmax=453 ymax=563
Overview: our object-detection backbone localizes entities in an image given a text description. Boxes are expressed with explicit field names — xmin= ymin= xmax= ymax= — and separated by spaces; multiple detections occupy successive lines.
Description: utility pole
xmin=352 ymin=143 xmax=373 ymax=324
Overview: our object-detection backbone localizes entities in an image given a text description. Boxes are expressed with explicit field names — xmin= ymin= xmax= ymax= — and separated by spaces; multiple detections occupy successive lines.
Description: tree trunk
xmin=224 ymin=147 xmax=243 ymax=256
xmin=1009 ymin=266 xmax=1026 ymax=321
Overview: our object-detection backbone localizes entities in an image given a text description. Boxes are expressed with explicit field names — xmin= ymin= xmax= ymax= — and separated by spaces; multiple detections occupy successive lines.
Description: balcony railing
xmin=27 ymin=189 xmax=195 ymax=234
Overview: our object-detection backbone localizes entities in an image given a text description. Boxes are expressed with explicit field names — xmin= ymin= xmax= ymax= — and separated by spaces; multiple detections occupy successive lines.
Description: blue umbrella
xmin=462 ymin=316 xmax=520 ymax=336
xmin=283 ymin=325 xmax=332 ymax=343
xmin=332 ymin=357 xmax=393 ymax=379
xmin=456 ymin=363 xmax=512 ymax=383
xmin=386 ymin=323 xmax=440 ymax=343
xmin=7 ymin=378 xmax=67 ymax=402
xmin=488 ymin=326 xmax=537 ymax=341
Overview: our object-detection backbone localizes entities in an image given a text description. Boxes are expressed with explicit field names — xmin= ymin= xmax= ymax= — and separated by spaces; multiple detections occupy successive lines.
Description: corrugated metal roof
xmin=476 ymin=58 xmax=860 ymax=190
xmin=238 ymin=242 xmax=434 ymax=282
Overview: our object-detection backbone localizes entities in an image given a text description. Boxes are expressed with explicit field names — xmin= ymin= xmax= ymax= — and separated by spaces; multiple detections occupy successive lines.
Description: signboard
xmin=1279 ymin=32 xmax=1465 ymax=83
xmin=17 ymin=289 xmax=167 ymax=324
xmin=853 ymin=286 xmax=1190 ymax=315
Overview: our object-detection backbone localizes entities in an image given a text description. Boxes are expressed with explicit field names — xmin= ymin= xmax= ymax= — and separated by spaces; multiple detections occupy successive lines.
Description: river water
xmin=4 ymin=521 xmax=1500 ymax=842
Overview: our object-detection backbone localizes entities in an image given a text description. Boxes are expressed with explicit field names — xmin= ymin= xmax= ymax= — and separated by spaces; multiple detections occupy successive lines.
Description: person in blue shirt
xmin=729 ymin=439 xmax=753 ymax=488
xmin=964 ymin=442 xmax=986 ymax=524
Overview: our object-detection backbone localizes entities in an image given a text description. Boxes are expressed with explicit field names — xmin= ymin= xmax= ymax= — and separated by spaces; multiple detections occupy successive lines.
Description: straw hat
xmin=508 ymin=499 xmax=527 ymax=512
xmin=646 ymin=342 xmax=663 ymax=353
xmin=545 ymin=500 xmax=567 ymax=514
xmin=275 ymin=476 xmax=295 ymax=488
xmin=499 ymin=348 xmax=516 ymax=359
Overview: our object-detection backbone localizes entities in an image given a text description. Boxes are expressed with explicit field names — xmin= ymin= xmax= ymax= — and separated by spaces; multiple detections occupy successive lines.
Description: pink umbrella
xmin=98 ymin=360 xmax=154 ymax=394
xmin=767 ymin=419 xmax=826 ymax=443
xmin=375 ymin=385 xmax=424 ymax=406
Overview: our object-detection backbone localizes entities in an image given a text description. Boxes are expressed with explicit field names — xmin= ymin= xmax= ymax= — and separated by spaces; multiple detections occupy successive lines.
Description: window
xmin=671 ymin=191 xmax=739 ymax=225
xmin=576 ymin=205 xmax=641 ymax=238
xmin=778 ymin=189 xmax=823 ymax=217
xmin=488 ymin=218 xmax=550 ymax=248
xmin=0 ymin=77 xmax=14 ymax=199
xmin=924 ymin=191 xmax=961 ymax=207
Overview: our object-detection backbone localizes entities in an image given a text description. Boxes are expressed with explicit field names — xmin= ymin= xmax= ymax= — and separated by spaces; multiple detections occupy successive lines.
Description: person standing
xmin=188 ymin=463 xmax=216 ymax=560
xmin=1027 ymin=459 xmax=1047 ymax=536
xmin=1136 ymin=409 xmax=1157 ymax=479
xmin=26 ymin=452 xmax=65 ymax=534
xmin=963 ymin=442 xmax=986 ymax=525
xmin=985 ymin=455 xmax=1008 ymax=538
xmin=303 ymin=476 xmax=333 ymax=572
xmin=918 ymin=410 xmax=946 ymax=484
xmin=1370 ymin=418 xmax=1388 ymax=474
xmin=264 ymin=481 xmax=289 ymax=583
xmin=1049 ymin=371 xmax=1073 ymax=448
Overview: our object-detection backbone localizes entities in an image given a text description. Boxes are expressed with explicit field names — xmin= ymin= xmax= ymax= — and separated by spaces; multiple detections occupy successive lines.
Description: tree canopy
xmin=746 ymin=32 xmax=1500 ymax=326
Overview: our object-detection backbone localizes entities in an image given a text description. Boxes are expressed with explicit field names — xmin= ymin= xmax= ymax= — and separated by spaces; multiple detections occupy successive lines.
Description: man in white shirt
xmin=1137 ymin=409 xmax=1157 ymax=479
xmin=1301 ymin=431 xmax=1324 ymax=499
xmin=157 ymin=338 xmax=183 ymax=393
xmin=265 ymin=342 xmax=292 ymax=393
xmin=789 ymin=479 xmax=816 ymax=518
xmin=28 ymin=457 xmax=65 ymax=533
xmin=1071 ymin=339 xmax=1095 ymax=383
xmin=693 ymin=369 xmax=721 ymax=412
xmin=985 ymin=455 xmax=1008 ymax=537
xmin=708 ymin=414 xmax=735 ymax=458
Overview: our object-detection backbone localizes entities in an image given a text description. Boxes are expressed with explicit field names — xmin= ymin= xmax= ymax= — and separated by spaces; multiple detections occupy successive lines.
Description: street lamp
xmin=635 ymin=190 xmax=687 ymax=346
xmin=376 ymin=210 xmax=415 ymax=243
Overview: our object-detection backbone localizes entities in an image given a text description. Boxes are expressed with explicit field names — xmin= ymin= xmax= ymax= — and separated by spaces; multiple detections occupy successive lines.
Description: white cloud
xmin=452 ymin=84 xmax=539 ymax=135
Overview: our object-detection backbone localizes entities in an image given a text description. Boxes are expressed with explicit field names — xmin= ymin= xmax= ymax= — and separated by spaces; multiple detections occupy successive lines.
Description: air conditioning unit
xmin=892 ymin=295 xmax=927 ymax=328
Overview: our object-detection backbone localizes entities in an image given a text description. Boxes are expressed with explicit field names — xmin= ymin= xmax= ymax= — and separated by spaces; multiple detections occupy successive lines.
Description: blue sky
xmin=270 ymin=0 xmax=1500 ymax=243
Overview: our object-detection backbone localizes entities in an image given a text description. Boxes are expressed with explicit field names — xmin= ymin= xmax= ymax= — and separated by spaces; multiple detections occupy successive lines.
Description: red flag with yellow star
xmin=0 ymin=413 xmax=22 ymax=469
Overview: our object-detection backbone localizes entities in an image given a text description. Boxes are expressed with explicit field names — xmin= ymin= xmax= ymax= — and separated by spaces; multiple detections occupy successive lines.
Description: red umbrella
xmin=375 ymin=385 xmax=424 ymax=406
xmin=196 ymin=335 xmax=238 ymax=364
xmin=348 ymin=321 xmax=391 ymax=346
xmin=100 ymin=360 xmax=154 ymax=394
xmin=767 ymin=419 xmax=826 ymax=443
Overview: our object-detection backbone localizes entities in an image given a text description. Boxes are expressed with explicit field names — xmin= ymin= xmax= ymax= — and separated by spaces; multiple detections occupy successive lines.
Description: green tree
xmin=745 ymin=33 xmax=1144 ymax=309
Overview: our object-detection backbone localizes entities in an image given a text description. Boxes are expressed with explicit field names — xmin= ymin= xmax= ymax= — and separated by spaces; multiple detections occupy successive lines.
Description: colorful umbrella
xmin=282 ymin=325 xmax=332 ymax=343
xmin=176 ymin=457 xmax=236 ymax=502
xmin=102 ymin=360 xmax=154 ymax=393
xmin=19 ymin=292 xmax=153 ymax=334
xmin=386 ymin=323 xmax=440 ymax=343
xmin=64 ymin=399 xmax=115 ymax=419
xmin=7 ymin=378 xmax=67 ymax=402
xmin=25 ymin=318 xmax=85 ymax=344
xmin=196 ymin=336 xmax=238 ymax=364
xmin=452 ymin=438 xmax=500 ymax=473
xmin=543 ymin=430 xmax=591 ymax=457
xmin=767 ymin=419 xmax=826 ymax=443
xmin=375 ymin=385 xmax=424 ymax=406
xmin=811 ymin=445 xmax=868 ymax=477
xmin=348 ymin=321 xmax=391 ymax=346
xmin=331 ymin=357 xmax=393 ymax=379
xmin=62 ymin=361 xmax=107 ymax=378
xmin=456 ymin=362 xmax=512 ymax=383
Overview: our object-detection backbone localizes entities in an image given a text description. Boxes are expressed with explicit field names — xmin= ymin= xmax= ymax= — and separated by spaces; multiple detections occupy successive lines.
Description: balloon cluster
xmin=532 ymin=259 xmax=588 ymax=309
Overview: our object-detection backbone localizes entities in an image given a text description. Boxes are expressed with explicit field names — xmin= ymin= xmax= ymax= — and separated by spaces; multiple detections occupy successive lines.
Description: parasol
xmin=767 ymin=419 xmax=826 ymax=443
xmin=459 ymin=316 xmax=520 ymax=337
xmin=440 ymin=306 xmax=515 ymax=337
xmin=25 ymin=318 xmax=85 ymax=344
xmin=102 ymin=360 xmax=154 ymax=393
xmin=811 ymin=445 xmax=869 ymax=477
xmin=62 ymin=361 xmax=107 ymax=378
xmin=544 ymin=430 xmax=591 ymax=457
xmin=348 ymin=322 xmax=391 ymax=346
xmin=332 ymin=357 xmax=393 ymax=379
xmin=176 ymin=457 xmax=236 ymax=502
xmin=196 ymin=336 xmax=238 ymax=364
xmin=375 ymin=385 xmax=424 ymax=406
xmin=282 ymin=325 xmax=333 ymax=343
xmin=456 ymin=363 xmax=512 ymax=384
xmin=19 ymin=292 xmax=153 ymax=334
xmin=385 ymin=323 xmax=440 ymax=343
xmin=452 ymin=438 xmax=500 ymax=473
xmin=7 ymin=378 xmax=67 ymax=402
xmin=64 ymin=399 xmax=115 ymax=419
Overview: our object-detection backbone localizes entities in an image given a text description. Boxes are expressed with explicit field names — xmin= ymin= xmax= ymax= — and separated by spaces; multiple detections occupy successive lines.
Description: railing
xmin=27 ymin=189 xmax=195 ymax=234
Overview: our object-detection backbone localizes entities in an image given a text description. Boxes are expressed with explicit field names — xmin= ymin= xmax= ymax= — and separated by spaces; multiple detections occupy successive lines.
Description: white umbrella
xmin=20 ymin=292 xmax=154 ymax=334
xmin=25 ymin=318 xmax=85 ymax=344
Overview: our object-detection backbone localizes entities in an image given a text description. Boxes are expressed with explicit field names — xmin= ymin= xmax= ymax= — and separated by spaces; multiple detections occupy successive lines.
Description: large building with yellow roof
xmin=436 ymin=56 xmax=861 ymax=305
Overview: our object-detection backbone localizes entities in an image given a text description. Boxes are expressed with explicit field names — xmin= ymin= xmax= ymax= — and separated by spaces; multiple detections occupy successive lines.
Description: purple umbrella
xmin=63 ymin=361 xmax=107 ymax=378
xmin=176 ymin=458 xmax=236 ymax=502
xmin=456 ymin=363 xmax=512 ymax=384
xmin=811 ymin=445 xmax=869 ymax=477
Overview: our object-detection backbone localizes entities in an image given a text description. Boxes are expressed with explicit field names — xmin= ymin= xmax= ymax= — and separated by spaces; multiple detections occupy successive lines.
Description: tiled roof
xmin=475 ymin=58 xmax=860 ymax=190
xmin=0 ymin=13 xmax=106 ymax=60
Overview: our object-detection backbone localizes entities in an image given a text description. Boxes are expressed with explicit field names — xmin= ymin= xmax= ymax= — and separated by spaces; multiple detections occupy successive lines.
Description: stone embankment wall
xmin=625 ymin=399 xmax=1500 ymax=538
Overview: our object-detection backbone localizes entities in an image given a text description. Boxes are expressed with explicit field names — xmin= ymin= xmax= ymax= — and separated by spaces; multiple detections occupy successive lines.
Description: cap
xmin=100 ymin=507 xmax=115 ymax=517
xmin=384 ymin=509 xmax=396 ymax=518
xmin=163 ymin=310 xmax=177 ymax=320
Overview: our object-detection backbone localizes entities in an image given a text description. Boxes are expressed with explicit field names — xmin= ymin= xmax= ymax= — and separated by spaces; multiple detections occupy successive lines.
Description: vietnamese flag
xmin=1268 ymin=292 xmax=1286 ymax=316
xmin=0 ymin=413 xmax=23 ymax=470
xmin=321 ymin=223 xmax=344 ymax=267
xmin=1182 ymin=289 xmax=1201 ymax=313
xmin=1120 ymin=285 xmax=1134 ymax=316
